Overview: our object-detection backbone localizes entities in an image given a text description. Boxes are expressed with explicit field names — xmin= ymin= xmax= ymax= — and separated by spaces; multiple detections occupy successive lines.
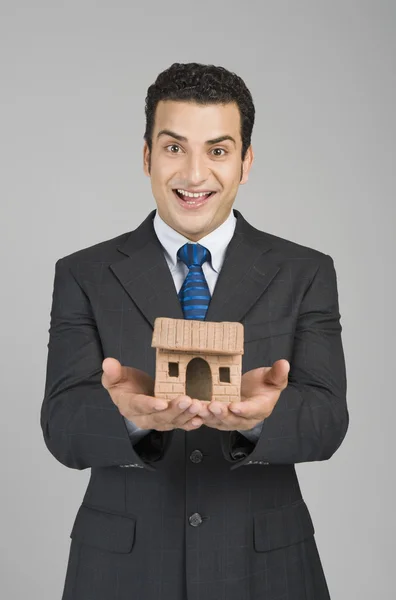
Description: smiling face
xmin=143 ymin=100 xmax=254 ymax=241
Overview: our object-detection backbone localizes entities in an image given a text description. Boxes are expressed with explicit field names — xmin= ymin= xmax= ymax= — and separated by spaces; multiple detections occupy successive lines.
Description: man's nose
xmin=182 ymin=153 xmax=210 ymax=185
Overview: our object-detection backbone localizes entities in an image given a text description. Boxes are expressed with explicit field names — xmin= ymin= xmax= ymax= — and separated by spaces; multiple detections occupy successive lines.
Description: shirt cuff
xmin=237 ymin=420 xmax=264 ymax=443
xmin=123 ymin=417 xmax=153 ymax=445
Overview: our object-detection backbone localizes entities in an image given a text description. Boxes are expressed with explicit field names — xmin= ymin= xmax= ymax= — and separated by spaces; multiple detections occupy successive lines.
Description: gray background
xmin=1 ymin=1 xmax=395 ymax=598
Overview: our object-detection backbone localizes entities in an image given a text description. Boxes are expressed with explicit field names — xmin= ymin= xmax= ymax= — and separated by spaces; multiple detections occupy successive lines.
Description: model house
xmin=151 ymin=317 xmax=244 ymax=403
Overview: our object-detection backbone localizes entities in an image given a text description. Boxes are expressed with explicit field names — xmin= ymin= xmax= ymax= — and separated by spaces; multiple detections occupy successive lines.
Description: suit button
xmin=189 ymin=513 xmax=203 ymax=527
xmin=190 ymin=450 xmax=203 ymax=463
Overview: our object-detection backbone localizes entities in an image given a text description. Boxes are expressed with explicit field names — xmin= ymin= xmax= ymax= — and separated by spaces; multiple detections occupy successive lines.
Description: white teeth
xmin=177 ymin=189 xmax=212 ymax=198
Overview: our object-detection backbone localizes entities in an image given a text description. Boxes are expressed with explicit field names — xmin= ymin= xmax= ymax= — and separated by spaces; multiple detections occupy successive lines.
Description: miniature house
xmin=152 ymin=317 xmax=244 ymax=403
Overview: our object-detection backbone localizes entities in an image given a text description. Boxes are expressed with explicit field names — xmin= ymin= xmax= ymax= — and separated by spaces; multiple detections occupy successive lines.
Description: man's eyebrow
xmin=206 ymin=135 xmax=236 ymax=146
xmin=156 ymin=129 xmax=236 ymax=146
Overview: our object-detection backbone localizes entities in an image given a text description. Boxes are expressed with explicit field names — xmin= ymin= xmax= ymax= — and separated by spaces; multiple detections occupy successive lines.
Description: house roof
xmin=151 ymin=317 xmax=244 ymax=355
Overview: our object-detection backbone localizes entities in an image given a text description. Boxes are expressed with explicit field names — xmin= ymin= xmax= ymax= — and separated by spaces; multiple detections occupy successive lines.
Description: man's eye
xmin=166 ymin=144 xmax=181 ymax=153
xmin=211 ymin=148 xmax=227 ymax=156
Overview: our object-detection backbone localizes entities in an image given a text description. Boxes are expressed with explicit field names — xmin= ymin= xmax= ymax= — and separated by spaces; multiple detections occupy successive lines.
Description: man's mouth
xmin=173 ymin=189 xmax=216 ymax=206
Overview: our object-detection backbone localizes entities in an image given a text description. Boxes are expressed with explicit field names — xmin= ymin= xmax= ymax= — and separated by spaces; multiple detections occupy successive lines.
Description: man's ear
xmin=240 ymin=145 xmax=254 ymax=184
xmin=143 ymin=142 xmax=151 ymax=176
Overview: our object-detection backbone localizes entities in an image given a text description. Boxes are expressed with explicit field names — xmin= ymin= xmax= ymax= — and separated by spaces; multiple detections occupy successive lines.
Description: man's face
xmin=143 ymin=100 xmax=254 ymax=241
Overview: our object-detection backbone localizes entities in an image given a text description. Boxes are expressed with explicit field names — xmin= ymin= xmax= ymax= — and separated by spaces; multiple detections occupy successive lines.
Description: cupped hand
xmin=195 ymin=359 xmax=290 ymax=431
xmin=101 ymin=357 xmax=204 ymax=432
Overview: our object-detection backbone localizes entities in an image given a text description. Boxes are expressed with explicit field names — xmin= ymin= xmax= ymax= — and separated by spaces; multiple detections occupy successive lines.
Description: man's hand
xmin=101 ymin=358 xmax=204 ymax=432
xmin=195 ymin=359 xmax=290 ymax=431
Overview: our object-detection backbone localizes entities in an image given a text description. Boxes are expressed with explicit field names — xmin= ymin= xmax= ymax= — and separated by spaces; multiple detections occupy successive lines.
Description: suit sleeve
xmin=40 ymin=258 xmax=172 ymax=471
xmin=221 ymin=254 xmax=349 ymax=468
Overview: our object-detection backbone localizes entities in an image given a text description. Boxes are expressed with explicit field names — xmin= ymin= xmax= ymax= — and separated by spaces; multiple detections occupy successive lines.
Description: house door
xmin=185 ymin=357 xmax=212 ymax=401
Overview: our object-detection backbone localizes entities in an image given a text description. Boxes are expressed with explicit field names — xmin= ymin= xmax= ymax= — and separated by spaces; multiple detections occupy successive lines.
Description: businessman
xmin=41 ymin=62 xmax=348 ymax=600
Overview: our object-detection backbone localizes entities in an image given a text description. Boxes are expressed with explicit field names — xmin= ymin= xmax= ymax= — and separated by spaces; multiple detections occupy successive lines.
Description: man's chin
xmin=170 ymin=214 xmax=213 ymax=239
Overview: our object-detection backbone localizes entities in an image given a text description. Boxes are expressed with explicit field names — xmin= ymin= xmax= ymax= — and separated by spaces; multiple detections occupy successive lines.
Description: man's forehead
xmin=155 ymin=100 xmax=240 ymax=129
xmin=153 ymin=100 xmax=241 ymax=141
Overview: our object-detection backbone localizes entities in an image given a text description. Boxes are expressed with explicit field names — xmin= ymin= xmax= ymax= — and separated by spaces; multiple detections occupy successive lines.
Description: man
xmin=41 ymin=62 xmax=348 ymax=600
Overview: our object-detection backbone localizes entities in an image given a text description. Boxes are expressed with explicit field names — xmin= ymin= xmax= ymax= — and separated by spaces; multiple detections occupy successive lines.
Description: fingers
xmin=127 ymin=393 xmax=168 ymax=415
xmin=200 ymin=400 xmax=245 ymax=427
xmin=156 ymin=396 xmax=204 ymax=431
xmin=200 ymin=400 xmax=262 ymax=431
xmin=197 ymin=399 xmax=259 ymax=429
xmin=229 ymin=395 xmax=273 ymax=419
xmin=123 ymin=394 xmax=204 ymax=431
xmin=179 ymin=399 xmax=205 ymax=430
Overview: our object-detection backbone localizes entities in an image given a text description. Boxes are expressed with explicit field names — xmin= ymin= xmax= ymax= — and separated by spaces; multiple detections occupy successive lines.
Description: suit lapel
xmin=110 ymin=210 xmax=184 ymax=326
xmin=110 ymin=209 xmax=280 ymax=329
xmin=205 ymin=213 xmax=280 ymax=322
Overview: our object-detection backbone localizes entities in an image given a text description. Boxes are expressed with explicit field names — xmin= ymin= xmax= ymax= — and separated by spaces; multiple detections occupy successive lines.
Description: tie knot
xmin=177 ymin=243 xmax=211 ymax=268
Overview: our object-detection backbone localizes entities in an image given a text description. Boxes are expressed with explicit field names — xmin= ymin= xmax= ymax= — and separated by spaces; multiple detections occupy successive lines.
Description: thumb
xmin=101 ymin=357 xmax=125 ymax=389
xmin=266 ymin=359 xmax=290 ymax=388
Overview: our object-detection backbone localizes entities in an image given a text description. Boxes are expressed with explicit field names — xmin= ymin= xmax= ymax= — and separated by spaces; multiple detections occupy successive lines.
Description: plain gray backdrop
xmin=1 ymin=1 xmax=395 ymax=598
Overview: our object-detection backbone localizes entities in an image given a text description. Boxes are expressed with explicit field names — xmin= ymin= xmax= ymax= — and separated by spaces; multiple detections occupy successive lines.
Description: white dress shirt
xmin=123 ymin=209 xmax=264 ymax=445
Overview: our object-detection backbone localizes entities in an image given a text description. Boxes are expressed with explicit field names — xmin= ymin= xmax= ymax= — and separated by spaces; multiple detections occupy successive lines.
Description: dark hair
xmin=144 ymin=62 xmax=255 ymax=165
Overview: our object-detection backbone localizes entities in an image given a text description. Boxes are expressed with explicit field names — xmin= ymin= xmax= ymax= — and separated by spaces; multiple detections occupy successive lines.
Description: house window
xmin=219 ymin=366 xmax=231 ymax=383
xmin=168 ymin=362 xmax=179 ymax=377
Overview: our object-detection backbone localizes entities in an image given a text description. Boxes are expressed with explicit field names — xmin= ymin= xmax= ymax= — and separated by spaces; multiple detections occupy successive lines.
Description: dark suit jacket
xmin=40 ymin=208 xmax=348 ymax=600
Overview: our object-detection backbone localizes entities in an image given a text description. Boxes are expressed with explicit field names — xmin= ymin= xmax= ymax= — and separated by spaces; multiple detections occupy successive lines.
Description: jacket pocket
xmin=70 ymin=503 xmax=136 ymax=554
xmin=253 ymin=499 xmax=314 ymax=552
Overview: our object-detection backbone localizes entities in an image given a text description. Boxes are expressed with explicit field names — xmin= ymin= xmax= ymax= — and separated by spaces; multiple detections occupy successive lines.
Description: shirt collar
xmin=153 ymin=209 xmax=237 ymax=273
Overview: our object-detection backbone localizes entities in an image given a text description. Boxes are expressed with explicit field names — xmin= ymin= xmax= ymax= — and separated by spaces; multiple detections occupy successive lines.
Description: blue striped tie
xmin=177 ymin=243 xmax=211 ymax=320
